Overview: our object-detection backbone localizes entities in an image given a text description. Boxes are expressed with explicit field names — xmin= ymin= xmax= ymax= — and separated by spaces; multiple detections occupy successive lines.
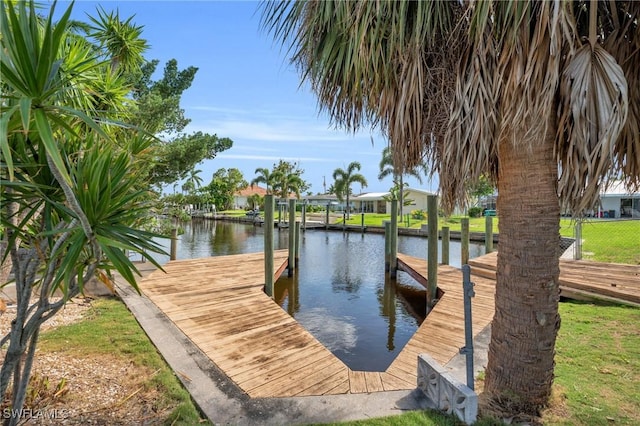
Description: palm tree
xmin=262 ymin=1 xmax=640 ymax=419
xmin=332 ymin=162 xmax=368 ymax=219
xmin=250 ymin=167 xmax=275 ymax=194
xmin=184 ymin=168 xmax=203 ymax=194
xmin=272 ymin=170 xmax=303 ymax=200
xmin=378 ymin=145 xmax=425 ymax=215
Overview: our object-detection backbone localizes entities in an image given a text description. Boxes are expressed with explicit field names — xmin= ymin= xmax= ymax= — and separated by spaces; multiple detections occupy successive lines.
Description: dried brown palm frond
xmin=601 ymin=2 xmax=640 ymax=192
xmin=261 ymin=0 xmax=463 ymax=177
xmin=441 ymin=1 xmax=570 ymax=213
xmin=557 ymin=42 xmax=629 ymax=214
xmin=441 ymin=23 xmax=499 ymax=213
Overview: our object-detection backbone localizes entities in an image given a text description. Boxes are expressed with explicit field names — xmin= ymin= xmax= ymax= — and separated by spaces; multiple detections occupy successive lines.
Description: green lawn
xmin=339 ymin=214 xmax=638 ymax=264
xmin=560 ymin=219 xmax=640 ymax=264
xmin=329 ymin=300 xmax=640 ymax=426
xmin=33 ymin=289 xmax=638 ymax=425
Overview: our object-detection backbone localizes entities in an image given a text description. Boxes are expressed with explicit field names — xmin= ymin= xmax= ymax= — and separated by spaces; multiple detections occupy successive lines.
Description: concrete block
xmin=417 ymin=354 xmax=477 ymax=425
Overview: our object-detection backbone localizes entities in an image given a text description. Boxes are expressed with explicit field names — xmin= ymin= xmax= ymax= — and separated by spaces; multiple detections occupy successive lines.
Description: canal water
xmin=155 ymin=219 xmax=485 ymax=371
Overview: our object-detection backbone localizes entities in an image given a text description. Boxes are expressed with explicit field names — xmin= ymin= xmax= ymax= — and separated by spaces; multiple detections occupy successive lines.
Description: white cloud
xmin=295 ymin=307 xmax=357 ymax=352
xmin=216 ymin=153 xmax=335 ymax=163
xmin=185 ymin=103 xmax=376 ymax=144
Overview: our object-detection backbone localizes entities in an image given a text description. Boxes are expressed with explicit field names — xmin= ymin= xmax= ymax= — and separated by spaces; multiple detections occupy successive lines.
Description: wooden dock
xmin=468 ymin=252 xmax=640 ymax=307
xmin=136 ymin=250 xmax=498 ymax=397
xmin=135 ymin=249 xmax=639 ymax=398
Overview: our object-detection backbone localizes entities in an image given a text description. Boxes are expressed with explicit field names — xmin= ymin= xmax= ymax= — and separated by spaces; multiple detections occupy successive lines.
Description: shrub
xmin=411 ymin=209 xmax=427 ymax=220
xmin=468 ymin=207 xmax=483 ymax=217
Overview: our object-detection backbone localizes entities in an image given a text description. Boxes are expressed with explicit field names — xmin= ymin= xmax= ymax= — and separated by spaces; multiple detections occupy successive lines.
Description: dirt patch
xmin=1 ymin=299 xmax=176 ymax=425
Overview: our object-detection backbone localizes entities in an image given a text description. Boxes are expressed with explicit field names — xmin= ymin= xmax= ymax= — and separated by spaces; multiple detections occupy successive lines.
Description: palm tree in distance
xmin=378 ymin=145 xmax=425 ymax=215
xmin=250 ymin=167 xmax=275 ymax=194
xmin=272 ymin=170 xmax=303 ymax=200
xmin=183 ymin=168 xmax=203 ymax=194
xmin=333 ymin=162 xmax=368 ymax=220
xmin=262 ymin=1 xmax=640 ymax=419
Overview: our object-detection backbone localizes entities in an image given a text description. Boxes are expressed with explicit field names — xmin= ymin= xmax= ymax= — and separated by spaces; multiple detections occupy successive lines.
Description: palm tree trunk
xmin=484 ymin=117 xmax=561 ymax=417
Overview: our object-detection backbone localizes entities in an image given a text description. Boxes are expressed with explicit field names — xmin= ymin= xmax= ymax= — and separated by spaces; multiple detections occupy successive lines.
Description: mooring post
xmin=574 ymin=220 xmax=582 ymax=260
xmin=294 ymin=221 xmax=301 ymax=267
xmin=264 ymin=195 xmax=274 ymax=298
xmin=288 ymin=199 xmax=296 ymax=276
xmin=485 ymin=215 xmax=494 ymax=253
xmin=390 ymin=200 xmax=398 ymax=278
xmin=461 ymin=217 xmax=470 ymax=265
xmin=277 ymin=203 xmax=281 ymax=226
xmin=384 ymin=221 xmax=391 ymax=272
xmin=441 ymin=226 xmax=450 ymax=265
xmin=325 ymin=203 xmax=330 ymax=230
xmin=461 ymin=264 xmax=476 ymax=390
xmin=361 ymin=213 xmax=365 ymax=233
xmin=170 ymin=228 xmax=178 ymax=261
xmin=342 ymin=212 xmax=346 ymax=231
xmin=427 ymin=195 xmax=438 ymax=312
xmin=302 ymin=202 xmax=307 ymax=231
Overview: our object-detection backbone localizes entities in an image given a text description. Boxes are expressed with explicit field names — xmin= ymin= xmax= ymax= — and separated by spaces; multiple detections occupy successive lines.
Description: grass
xmin=328 ymin=300 xmax=640 ymax=426
xmin=39 ymin=298 xmax=210 ymax=425
xmin=35 ymin=292 xmax=639 ymax=425
xmin=546 ymin=301 xmax=640 ymax=425
xmin=559 ymin=219 xmax=640 ymax=264
xmin=339 ymin=214 xmax=638 ymax=264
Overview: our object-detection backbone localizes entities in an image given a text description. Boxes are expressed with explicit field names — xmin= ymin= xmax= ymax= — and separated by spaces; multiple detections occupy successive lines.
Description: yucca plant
xmin=0 ymin=2 xmax=164 ymax=423
xmin=262 ymin=0 xmax=640 ymax=421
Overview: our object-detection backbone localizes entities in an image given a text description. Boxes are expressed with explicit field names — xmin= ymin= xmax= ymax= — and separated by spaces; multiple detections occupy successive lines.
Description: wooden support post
xmin=384 ymin=221 xmax=391 ymax=272
xmin=302 ymin=203 xmax=306 ymax=230
xmin=325 ymin=203 xmax=330 ymax=230
xmin=170 ymin=228 xmax=178 ymax=261
xmin=295 ymin=221 xmax=301 ymax=267
xmin=427 ymin=195 xmax=438 ymax=311
xmin=485 ymin=215 xmax=494 ymax=253
xmin=574 ymin=220 xmax=582 ymax=260
xmin=461 ymin=217 xmax=470 ymax=265
xmin=288 ymin=199 xmax=296 ymax=276
xmin=390 ymin=200 xmax=398 ymax=278
xmin=279 ymin=203 xmax=284 ymax=226
xmin=264 ymin=195 xmax=274 ymax=297
xmin=361 ymin=213 xmax=365 ymax=233
xmin=441 ymin=226 xmax=450 ymax=265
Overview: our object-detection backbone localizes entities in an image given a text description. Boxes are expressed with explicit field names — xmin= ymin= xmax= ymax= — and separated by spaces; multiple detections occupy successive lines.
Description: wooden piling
xmin=441 ymin=226 xmax=450 ymax=265
xmin=295 ymin=221 xmax=301 ymax=267
xmin=390 ymin=200 xmax=398 ymax=278
xmin=461 ymin=217 xmax=470 ymax=265
xmin=264 ymin=195 xmax=274 ymax=297
xmin=427 ymin=195 xmax=438 ymax=311
xmin=170 ymin=228 xmax=178 ymax=261
xmin=384 ymin=221 xmax=391 ymax=272
xmin=325 ymin=203 xmax=330 ymax=230
xmin=485 ymin=215 xmax=494 ymax=253
xmin=288 ymin=199 xmax=296 ymax=276
xmin=302 ymin=203 xmax=307 ymax=230
xmin=361 ymin=213 xmax=365 ymax=233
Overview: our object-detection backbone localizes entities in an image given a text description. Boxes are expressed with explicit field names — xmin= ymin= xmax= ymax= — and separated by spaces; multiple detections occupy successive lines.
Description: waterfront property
xmin=136 ymin=250 xmax=499 ymax=397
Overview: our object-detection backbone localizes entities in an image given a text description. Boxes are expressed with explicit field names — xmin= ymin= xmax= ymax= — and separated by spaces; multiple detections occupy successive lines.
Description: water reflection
xmin=159 ymin=219 xmax=484 ymax=371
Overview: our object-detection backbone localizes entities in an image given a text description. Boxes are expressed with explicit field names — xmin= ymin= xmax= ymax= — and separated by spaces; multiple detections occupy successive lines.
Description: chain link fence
xmin=565 ymin=219 xmax=640 ymax=265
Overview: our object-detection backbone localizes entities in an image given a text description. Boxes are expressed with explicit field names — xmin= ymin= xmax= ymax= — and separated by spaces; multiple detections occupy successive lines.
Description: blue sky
xmin=57 ymin=1 xmax=436 ymax=194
